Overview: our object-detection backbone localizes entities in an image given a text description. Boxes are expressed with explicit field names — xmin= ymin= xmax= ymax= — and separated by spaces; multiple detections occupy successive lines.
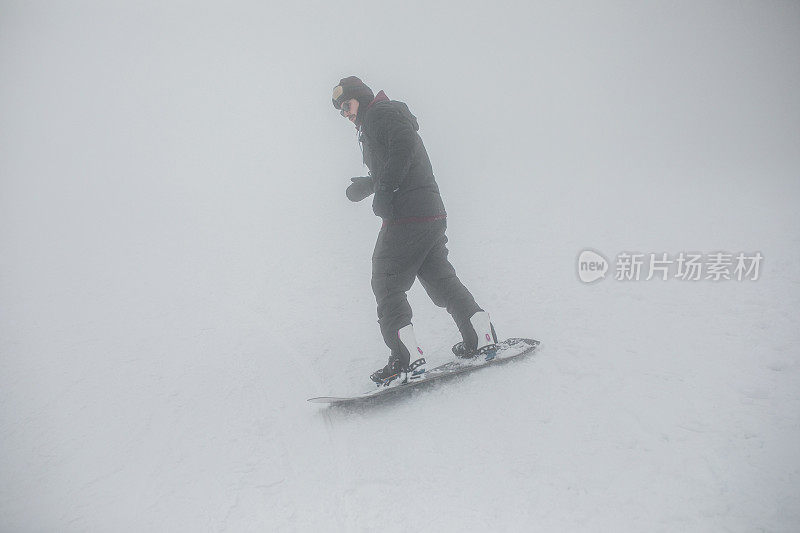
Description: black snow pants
xmin=371 ymin=218 xmax=481 ymax=363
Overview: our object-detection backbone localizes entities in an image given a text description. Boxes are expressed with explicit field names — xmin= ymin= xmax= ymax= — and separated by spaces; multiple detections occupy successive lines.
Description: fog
xmin=2 ymin=1 xmax=799 ymax=530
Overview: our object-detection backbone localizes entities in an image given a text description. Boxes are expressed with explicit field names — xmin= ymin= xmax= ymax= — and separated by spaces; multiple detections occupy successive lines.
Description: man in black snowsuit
xmin=332 ymin=76 xmax=497 ymax=385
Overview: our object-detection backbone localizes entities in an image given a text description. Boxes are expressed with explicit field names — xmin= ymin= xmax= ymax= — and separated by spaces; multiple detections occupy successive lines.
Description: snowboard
xmin=308 ymin=337 xmax=540 ymax=405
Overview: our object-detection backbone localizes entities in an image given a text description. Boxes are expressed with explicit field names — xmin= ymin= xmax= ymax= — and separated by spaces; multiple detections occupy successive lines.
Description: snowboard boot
xmin=452 ymin=311 xmax=498 ymax=361
xmin=370 ymin=324 xmax=427 ymax=387
xmin=369 ymin=355 xmax=404 ymax=386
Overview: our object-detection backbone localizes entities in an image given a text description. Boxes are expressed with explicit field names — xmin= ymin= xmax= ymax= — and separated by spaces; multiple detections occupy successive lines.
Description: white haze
xmin=1 ymin=1 xmax=799 ymax=530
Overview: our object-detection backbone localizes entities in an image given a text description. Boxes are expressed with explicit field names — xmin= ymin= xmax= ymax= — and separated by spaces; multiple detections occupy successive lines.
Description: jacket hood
xmin=365 ymin=91 xmax=419 ymax=131
xmin=367 ymin=90 xmax=389 ymax=108
xmin=391 ymin=100 xmax=419 ymax=131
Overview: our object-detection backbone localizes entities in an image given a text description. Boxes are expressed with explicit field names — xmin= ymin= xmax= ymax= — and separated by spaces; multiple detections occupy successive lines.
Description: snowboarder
xmin=332 ymin=76 xmax=497 ymax=386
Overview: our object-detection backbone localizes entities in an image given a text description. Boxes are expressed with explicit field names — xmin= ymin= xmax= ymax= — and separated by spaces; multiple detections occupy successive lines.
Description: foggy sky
xmin=1 ymin=1 xmax=799 ymax=530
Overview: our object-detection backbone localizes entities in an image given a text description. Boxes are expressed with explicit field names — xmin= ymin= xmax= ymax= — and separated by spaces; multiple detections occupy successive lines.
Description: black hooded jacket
xmin=358 ymin=93 xmax=447 ymax=221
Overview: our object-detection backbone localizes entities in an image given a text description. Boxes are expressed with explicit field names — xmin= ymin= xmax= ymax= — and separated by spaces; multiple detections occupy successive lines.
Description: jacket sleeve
xmin=374 ymin=108 xmax=417 ymax=191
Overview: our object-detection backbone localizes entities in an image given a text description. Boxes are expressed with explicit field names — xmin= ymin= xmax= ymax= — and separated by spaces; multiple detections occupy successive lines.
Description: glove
xmin=372 ymin=183 xmax=394 ymax=218
xmin=346 ymin=176 xmax=374 ymax=202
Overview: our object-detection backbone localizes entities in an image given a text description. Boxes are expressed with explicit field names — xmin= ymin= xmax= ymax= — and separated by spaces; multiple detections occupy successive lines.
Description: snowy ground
xmin=2 ymin=2 xmax=799 ymax=531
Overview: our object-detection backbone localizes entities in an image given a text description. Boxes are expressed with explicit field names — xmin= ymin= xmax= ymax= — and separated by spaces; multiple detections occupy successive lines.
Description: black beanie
xmin=331 ymin=76 xmax=374 ymax=110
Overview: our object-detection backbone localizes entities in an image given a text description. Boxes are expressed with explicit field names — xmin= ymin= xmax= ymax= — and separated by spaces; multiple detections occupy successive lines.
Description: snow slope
xmin=2 ymin=2 xmax=799 ymax=531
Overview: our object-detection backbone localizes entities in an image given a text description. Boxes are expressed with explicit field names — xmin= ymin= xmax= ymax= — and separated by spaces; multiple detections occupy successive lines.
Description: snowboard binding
xmin=370 ymin=357 xmax=427 ymax=387
xmin=452 ymin=342 xmax=498 ymax=361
